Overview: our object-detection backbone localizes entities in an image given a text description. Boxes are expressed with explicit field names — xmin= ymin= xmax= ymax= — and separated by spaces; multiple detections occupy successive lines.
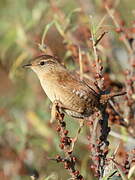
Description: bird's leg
xmin=51 ymin=101 xmax=83 ymax=123
xmin=70 ymin=119 xmax=84 ymax=151
xmin=50 ymin=100 xmax=64 ymax=123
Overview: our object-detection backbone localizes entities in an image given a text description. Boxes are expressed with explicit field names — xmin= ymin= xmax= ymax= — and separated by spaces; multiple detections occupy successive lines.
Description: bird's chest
xmin=40 ymin=78 xmax=68 ymax=103
xmin=40 ymin=79 xmax=58 ymax=102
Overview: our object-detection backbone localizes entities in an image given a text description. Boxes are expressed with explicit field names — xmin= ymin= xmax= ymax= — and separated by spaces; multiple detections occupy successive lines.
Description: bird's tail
xmin=100 ymin=91 xmax=126 ymax=104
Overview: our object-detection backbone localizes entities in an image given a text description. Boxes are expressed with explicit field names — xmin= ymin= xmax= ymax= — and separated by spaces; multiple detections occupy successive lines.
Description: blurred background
xmin=0 ymin=0 xmax=135 ymax=179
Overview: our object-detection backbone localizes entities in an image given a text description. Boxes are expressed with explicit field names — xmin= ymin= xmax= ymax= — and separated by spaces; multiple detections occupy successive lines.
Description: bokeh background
xmin=0 ymin=0 xmax=135 ymax=180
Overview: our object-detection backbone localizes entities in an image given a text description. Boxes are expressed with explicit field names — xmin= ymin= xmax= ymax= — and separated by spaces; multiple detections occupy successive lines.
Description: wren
xmin=23 ymin=55 xmax=126 ymax=119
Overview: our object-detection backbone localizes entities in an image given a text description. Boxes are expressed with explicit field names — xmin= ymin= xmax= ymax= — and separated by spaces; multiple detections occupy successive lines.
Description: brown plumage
xmin=23 ymin=55 xmax=126 ymax=119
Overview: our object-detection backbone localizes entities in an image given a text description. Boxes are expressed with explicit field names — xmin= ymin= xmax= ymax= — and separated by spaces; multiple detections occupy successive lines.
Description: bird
xmin=23 ymin=54 xmax=126 ymax=120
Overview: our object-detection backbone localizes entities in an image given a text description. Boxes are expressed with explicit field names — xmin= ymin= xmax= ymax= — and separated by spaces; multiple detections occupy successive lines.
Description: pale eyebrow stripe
xmin=39 ymin=60 xmax=56 ymax=65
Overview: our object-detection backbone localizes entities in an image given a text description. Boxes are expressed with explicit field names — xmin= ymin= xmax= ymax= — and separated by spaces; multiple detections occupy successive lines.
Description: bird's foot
xmin=50 ymin=100 xmax=65 ymax=123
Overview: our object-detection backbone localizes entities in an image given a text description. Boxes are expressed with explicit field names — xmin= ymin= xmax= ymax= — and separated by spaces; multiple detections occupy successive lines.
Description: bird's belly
xmin=40 ymin=80 xmax=66 ymax=103
xmin=40 ymin=80 xmax=94 ymax=118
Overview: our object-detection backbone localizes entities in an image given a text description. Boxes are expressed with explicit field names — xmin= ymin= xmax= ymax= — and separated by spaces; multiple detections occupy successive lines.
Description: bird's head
xmin=23 ymin=55 xmax=62 ymax=77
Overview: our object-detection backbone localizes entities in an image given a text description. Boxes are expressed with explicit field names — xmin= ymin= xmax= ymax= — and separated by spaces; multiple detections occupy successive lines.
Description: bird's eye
xmin=40 ymin=61 xmax=45 ymax=66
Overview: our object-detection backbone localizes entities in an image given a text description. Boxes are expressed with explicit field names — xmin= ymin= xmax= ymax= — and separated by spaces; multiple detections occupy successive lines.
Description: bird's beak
xmin=22 ymin=63 xmax=32 ymax=68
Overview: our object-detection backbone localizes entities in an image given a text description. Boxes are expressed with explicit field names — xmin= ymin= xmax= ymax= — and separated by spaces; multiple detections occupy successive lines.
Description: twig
xmin=94 ymin=32 xmax=107 ymax=46
xmin=88 ymin=17 xmax=112 ymax=179
xmin=90 ymin=16 xmax=104 ymax=89
xmin=105 ymin=5 xmax=135 ymax=137
xmin=109 ymin=131 xmax=135 ymax=145
xmin=51 ymin=103 xmax=84 ymax=180
xmin=112 ymin=159 xmax=128 ymax=180
xmin=105 ymin=6 xmax=132 ymax=54
xmin=78 ymin=46 xmax=83 ymax=81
